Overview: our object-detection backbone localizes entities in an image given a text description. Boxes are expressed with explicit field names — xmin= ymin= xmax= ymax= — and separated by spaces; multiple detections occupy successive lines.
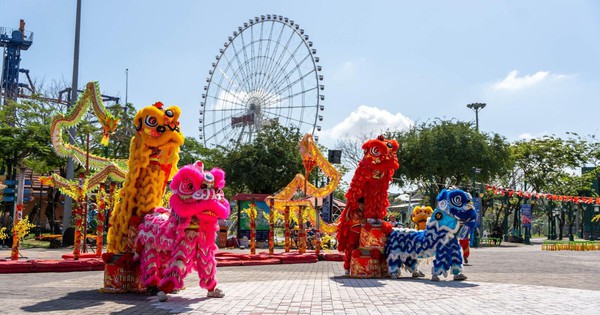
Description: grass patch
xmin=21 ymin=234 xmax=51 ymax=249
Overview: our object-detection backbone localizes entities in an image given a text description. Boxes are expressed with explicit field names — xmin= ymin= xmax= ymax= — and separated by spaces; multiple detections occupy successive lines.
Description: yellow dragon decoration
xmin=40 ymin=81 xmax=126 ymax=259
xmin=41 ymin=81 xmax=127 ymax=194
xmin=268 ymin=134 xmax=341 ymax=235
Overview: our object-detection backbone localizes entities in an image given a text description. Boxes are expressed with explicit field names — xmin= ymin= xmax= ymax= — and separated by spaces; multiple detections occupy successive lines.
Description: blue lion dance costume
xmin=385 ymin=188 xmax=477 ymax=281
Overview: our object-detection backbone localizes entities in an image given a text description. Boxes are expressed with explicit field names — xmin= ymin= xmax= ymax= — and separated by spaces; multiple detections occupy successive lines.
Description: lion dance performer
xmin=336 ymin=135 xmax=399 ymax=277
xmin=135 ymin=161 xmax=230 ymax=301
xmin=386 ymin=188 xmax=477 ymax=281
xmin=104 ymin=102 xmax=184 ymax=292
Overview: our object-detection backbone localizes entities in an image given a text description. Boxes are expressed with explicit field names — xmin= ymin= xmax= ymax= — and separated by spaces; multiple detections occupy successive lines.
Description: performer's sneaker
xmin=207 ymin=288 xmax=225 ymax=298
xmin=431 ymin=274 xmax=440 ymax=282
xmin=344 ymin=270 xmax=350 ymax=276
xmin=453 ymin=274 xmax=467 ymax=281
xmin=464 ymin=257 xmax=469 ymax=264
xmin=157 ymin=291 xmax=168 ymax=302
xmin=412 ymin=271 xmax=425 ymax=278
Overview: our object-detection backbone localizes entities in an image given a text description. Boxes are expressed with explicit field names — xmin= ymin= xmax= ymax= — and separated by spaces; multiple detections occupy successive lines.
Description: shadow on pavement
xmin=20 ymin=289 xmax=151 ymax=314
xmin=330 ymin=275 xmax=385 ymax=287
xmin=330 ymin=275 xmax=479 ymax=289
xmin=419 ymin=279 xmax=479 ymax=288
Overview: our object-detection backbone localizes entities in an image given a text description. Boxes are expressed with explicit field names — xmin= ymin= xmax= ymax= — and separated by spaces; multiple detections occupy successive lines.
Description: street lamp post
xmin=64 ymin=0 xmax=82 ymax=231
xmin=467 ymin=103 xmax=486 ymax=132
xmin=471 ymin=167 xmax=481 ymax=248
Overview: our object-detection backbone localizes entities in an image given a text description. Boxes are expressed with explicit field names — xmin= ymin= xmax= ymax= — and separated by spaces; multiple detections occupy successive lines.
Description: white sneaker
xmin=207 ymin=287 xmax=225 ymax=298
xmin=157 ymin=291 xmax=168 ymax=302
xmin=453 ymin=274 xmax=467 ymax=281
xmin=431 ymin=274 xmax=440 ymax=282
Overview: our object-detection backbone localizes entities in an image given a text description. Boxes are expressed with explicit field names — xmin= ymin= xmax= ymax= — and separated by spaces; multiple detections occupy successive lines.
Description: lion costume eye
xmin=179 ymin=178 xmax=195 ymax=194
xmin=144 ymin=116 xmax=158 ymax=127
xmin=370 ymin=147 xmax=381 ymax=156
xmin=451 ymin=195 xmax=463 ymax=207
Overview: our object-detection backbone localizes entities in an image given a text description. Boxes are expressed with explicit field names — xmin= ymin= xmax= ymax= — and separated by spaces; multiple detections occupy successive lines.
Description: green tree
xmin=510 ymin=135 xmax=588 ymax=240
xmin=177 ymin=136 xmax=222 ymax=168
xmin=0 ymin=98 xmax=63 ymax=180
xmin=102 ymin=102 xmax=137 ymax=159
xmin=218 ymin=124 xmax=304 ymax=196
xmin=389 ymin=119 xmax=512 ymax=207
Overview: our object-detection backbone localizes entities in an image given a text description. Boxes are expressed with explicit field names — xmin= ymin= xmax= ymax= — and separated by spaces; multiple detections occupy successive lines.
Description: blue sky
xmin=3 ymin=1 xmax=600 ymax=149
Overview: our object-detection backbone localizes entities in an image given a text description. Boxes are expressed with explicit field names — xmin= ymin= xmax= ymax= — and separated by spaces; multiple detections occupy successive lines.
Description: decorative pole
xmin=107 ymin=181 xmax=116 ymax=227
xmin=73 ymin=173 xmax=85 ymax=260
xmin=10 ymin=204 xmax=23 ymax=260
xmin=244 ymin=203 xmax=257 ymax=255
xmin=314 ymin=223 xmax=320 ymax=255
xmin=284 ymin=206 xmax=290 ymax=252
xmin=268 ymin=199 xmax=275 ymax=255
xmin=298 ymin=205 xmax=306 ymax=254
xmin=95 ymin=183 xmax=106 ymax=257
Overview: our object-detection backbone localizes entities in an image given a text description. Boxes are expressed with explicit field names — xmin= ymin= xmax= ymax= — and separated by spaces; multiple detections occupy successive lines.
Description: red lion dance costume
xmin=135 ymin=161 xmax=230 ymax=301
xmin=336 ymin=135 xmax=399 ymax=273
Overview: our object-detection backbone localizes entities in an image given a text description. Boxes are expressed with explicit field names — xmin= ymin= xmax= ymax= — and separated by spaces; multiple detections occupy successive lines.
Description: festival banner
xmin=239 ymin=200 xmax=270 ymax=231
xmin=520 ymin=204 xmax=532 ymax=228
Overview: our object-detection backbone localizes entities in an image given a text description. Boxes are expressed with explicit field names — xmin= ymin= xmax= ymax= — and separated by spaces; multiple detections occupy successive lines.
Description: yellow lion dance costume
xmin=411 ymin=206 xmax=433 ymax=230
xmin=107 ymin=102 xmax=184 ymax=254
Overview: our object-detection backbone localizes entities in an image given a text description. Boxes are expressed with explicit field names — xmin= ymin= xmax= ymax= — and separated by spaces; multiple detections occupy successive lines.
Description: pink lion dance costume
xmin=135 ymin=160 xmax=230 ymax=300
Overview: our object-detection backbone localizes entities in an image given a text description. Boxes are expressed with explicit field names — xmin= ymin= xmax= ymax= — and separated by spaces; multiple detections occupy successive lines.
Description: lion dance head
xmin=411 ymin=206 xmax=433 ymax=230
xmin=169 ymin=161 xmax=230 ymax=223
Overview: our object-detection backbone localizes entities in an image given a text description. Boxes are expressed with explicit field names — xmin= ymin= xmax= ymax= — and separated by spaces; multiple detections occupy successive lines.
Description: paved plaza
xmin=1 ymin=240 xmax=599 ymax=314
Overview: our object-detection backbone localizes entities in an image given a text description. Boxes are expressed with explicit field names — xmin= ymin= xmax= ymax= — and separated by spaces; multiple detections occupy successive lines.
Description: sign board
xmin=2 ymin=188 xmax=31 ymax=195
xmin=4 ymin=180 xmax=16 ymax=187
xmin=521 ymin=204 xmax=532 ymax=228
xmin=321 ymin=195 xmax=332 ymax=223
xmin=238 ymin=200 xmax=270 ymax=241
xmin=238 ymin=200 xmax=270 ymax=231
xmin=2 ymin=196 xmax=15 ymax=202
xmin=2 ymin=195 xmax=31 ymax=202
xmin=472 ymin=197 xmax=482 ymax=226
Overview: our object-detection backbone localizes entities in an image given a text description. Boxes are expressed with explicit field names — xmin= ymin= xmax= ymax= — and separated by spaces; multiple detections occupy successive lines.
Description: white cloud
xmin=517 ymin=131 xmax=549 ymax=141
xmin=319 ymin=105 xmax=413 ymax=145
xmin=492 ymin=70 xmax=569 ymax=91
xmin=517 ymin=133 xmax=534 ymax=140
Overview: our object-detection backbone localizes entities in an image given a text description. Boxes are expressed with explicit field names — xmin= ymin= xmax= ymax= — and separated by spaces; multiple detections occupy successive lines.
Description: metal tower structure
xmin=1 ymin=19 xmax=33 ymax=107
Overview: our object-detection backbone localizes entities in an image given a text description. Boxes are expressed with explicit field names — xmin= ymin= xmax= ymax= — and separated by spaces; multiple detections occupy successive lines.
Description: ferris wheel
xmin=200 ymin=14 xmax=325 ymax=148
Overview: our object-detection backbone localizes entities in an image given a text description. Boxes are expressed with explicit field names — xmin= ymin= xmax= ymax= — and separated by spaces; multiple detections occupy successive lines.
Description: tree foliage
xmin=216 ymin=124 xmax=304 ymax=196
xmin=510 ymin=135 xmax=587 ymax=193
xmin=390 ymin=119 xmax=512 ymax=194
xmin=0 ymin=98 xmax=63 ymax=178
xmin=177 ymin=136 xmax=221 ymax=168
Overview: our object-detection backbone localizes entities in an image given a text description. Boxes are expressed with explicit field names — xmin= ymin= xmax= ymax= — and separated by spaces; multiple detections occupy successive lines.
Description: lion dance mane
xmin=336 ymin=135 xmax=399 ymax=267
xmin=135 ymin=161 xmax=230 ymax=297
xmin=107 ymin=102 xmax=184 ymax=254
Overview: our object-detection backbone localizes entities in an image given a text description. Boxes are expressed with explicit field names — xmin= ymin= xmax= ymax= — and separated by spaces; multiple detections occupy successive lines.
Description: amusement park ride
xmin=1 ymin=20 xmax=34 ymax=107
xmin=200 ymin=14 xmax=325 ymax=147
